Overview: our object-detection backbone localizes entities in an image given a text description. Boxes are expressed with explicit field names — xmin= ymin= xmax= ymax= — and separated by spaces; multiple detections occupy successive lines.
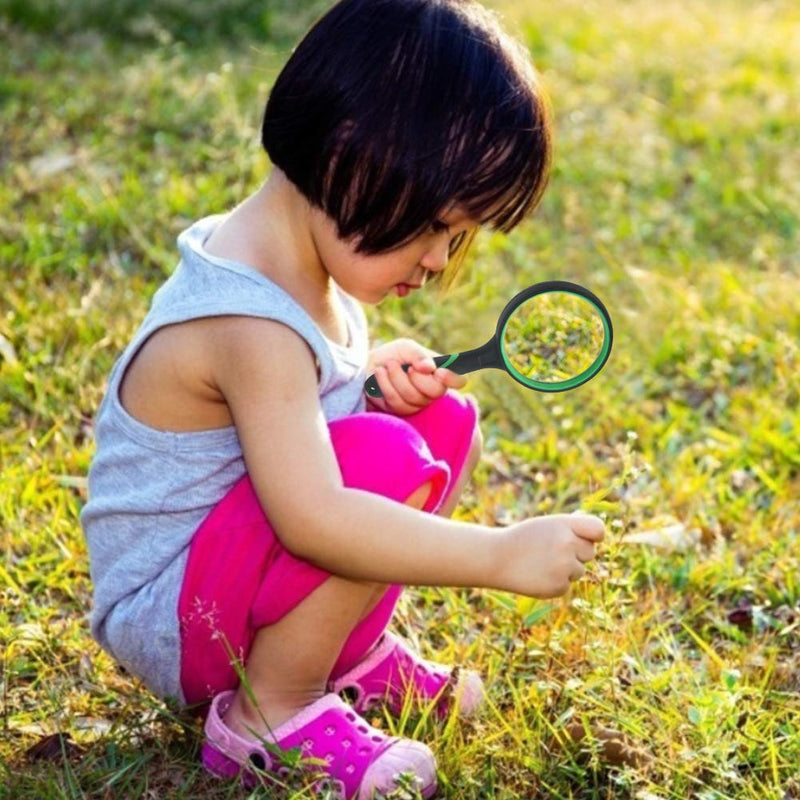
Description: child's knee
xmin=329 ymin=413 xmax=447 ymax=506
xmin=467 ymin=422 xmax=483 ymax=472
xmin=405 ymin=480 xmax=433 ymax=511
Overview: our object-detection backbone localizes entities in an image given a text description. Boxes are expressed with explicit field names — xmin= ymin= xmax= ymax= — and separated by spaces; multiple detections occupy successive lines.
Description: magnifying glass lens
xmin=501 ymin=292 xmax=608 ymax=389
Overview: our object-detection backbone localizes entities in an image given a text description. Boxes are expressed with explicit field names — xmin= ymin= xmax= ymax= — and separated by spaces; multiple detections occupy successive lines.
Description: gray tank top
xmin=80 ymin=215 xmax=369 ymax=701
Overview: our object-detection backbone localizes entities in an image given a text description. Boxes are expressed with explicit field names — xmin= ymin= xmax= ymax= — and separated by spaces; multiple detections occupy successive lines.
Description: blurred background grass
xmin=1 ymin=0 xmax=799 ymax=798
xmin=0 ymin=0 xmax=331 ymax=43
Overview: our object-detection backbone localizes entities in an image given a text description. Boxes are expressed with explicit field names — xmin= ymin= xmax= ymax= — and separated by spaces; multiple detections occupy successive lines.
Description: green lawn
xmin=1 ymin=0 xmax=799 ymax=797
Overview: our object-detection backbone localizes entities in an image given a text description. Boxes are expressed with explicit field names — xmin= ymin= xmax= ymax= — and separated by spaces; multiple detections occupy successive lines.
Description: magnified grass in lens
xmin=502 ymin=293 xmax=605 ymax=383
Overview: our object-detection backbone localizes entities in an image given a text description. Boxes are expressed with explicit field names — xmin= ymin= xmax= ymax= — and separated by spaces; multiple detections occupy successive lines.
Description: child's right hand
xmin=496 ymin=513 xmax=606 ymax=598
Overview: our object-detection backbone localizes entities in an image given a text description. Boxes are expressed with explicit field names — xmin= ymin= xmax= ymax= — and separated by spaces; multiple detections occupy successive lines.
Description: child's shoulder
xmin=120 ymin=312 xmax=313 ymax=433
xmin=200 ymin=214 xmax=263 ymax=272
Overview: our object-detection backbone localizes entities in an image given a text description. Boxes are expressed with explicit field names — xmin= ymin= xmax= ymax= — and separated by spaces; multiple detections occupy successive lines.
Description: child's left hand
xmin=367 ymin=338 xmax=467 ymax=415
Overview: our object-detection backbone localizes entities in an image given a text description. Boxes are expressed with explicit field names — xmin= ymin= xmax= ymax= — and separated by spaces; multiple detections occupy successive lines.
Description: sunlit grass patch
xmin=2 ymin=0 xmax=800 ymax=797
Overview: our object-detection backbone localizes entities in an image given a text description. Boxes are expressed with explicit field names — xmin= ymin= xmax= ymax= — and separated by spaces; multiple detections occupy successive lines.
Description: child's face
xmin=311 ymin=206 xmax=479 ymax=304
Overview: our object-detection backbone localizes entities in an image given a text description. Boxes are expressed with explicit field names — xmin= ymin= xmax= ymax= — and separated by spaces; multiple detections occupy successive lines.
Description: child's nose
xmin=420 ymin=236 xmax=450 ymax=273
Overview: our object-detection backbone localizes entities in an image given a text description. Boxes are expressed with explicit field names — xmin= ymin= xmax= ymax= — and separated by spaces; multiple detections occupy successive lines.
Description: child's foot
xmin=202 ymin=689 xmax=437 ymax=799
xmin=329 ymin=632 xmax=484 ymax=719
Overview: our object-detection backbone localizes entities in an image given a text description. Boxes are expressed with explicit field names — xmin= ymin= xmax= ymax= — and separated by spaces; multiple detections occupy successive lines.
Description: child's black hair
xmin=262 ymin=0 xmax=552 ymax=262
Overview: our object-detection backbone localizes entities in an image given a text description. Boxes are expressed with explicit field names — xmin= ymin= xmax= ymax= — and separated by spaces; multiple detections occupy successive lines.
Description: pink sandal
xmin=202 ymin=689 xmax=437 ymax=799
xmin=329 ymin=633 xmax=484 ymax=719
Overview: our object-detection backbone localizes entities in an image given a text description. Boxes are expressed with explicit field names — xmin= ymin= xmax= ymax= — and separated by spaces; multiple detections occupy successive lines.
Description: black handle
xmin=363 ymin=341 xmax=499 ymax=399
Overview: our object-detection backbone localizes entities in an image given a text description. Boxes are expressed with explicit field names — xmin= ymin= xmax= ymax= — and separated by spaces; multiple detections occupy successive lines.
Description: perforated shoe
xmin=202 ymin=689 xmax=438 ymax=799
xmin=330 ymin=633 xmax=484 ymax=719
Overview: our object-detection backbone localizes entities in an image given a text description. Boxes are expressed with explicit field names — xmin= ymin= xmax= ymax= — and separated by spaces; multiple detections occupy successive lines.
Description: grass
xmin=1 ymin=0 xmax=799 ymax=797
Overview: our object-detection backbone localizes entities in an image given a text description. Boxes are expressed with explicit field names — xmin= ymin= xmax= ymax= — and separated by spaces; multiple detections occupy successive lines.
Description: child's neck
xmin=204 ymin=170 xmax=345 ymax=339
xmin=211 ymin=172 xmax=331 ymax=286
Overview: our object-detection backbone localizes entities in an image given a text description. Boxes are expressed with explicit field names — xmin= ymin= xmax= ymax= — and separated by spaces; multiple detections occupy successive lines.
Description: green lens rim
xmin=499 ymin=290 xmax=612 ymax=392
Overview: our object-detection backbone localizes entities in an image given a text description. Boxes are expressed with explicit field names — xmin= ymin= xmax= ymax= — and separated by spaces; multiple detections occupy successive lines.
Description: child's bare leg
xmin=223 ymin=481 xmax=432 ymax=738
xmin=223 ymin=574 xmax=383 ymax=736
xmin=352 ymin=428 xmax=483 ymax=627
xmin=437 ymin=425 xmax=482 ymax=519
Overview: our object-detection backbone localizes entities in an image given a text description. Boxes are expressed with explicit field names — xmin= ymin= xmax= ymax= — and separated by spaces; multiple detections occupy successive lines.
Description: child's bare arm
xmin=211 ymin=316 xmax=604 ymax=597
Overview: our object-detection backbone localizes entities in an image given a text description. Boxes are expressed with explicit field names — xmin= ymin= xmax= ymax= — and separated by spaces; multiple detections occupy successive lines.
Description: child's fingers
xmin=387 ymin=341 xmax=438 ymax=369
xmin=372 ymin=359 xmax=464 ymax=414
xmin=434 ymin=368 xmax=468 ymax=389
xmin=575 ymin=537 xmax=597 ymax=563
xmin=568 ymin=512 xmax=606 ymax=542
xmin=365 ymin=390 xmax=389 ymax=413
xmin=410 ymin=356 xmax=437 ymax=374
xmin=406 ymin=367 xmax=448 ymax=400
xmin=374 ymin=366 xmax=416 ymax=414
xmin=569 ymin=561 xmax=586 ymax=582
xmin=383 ymin=361 xmax=430 ymax=410
xmin=404 ymin=364 xmax=465 ymax=401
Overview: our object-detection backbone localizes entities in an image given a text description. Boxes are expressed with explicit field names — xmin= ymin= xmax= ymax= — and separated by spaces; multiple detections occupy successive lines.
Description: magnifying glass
xmin=364 ymin=280 xmax=613 ymax=398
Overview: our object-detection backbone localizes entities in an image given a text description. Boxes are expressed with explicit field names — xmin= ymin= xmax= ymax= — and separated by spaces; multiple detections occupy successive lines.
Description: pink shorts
xmin=178 ymin=391 xmax=478 ymax=706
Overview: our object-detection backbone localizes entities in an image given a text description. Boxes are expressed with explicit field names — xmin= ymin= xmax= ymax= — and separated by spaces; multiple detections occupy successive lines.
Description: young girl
xmin=81 ymin=0 xmax=605 ymax=796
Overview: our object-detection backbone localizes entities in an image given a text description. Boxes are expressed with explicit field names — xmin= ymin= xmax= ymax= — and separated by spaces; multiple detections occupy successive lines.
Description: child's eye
xmin=429 ymin=220 xmax=450 ymax=234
